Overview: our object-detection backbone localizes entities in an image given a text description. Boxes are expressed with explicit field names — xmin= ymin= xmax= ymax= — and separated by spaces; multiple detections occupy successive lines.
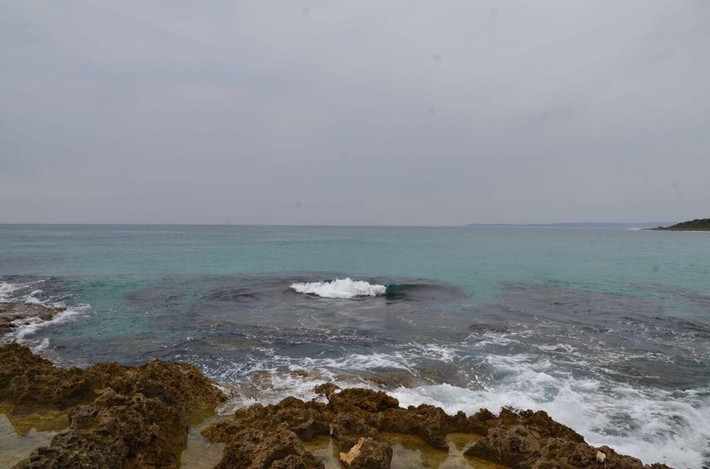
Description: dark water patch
xmin=179 ymin=274 xmax=471 ymax=344
xmin=636 ymin=282 xmax=710 ymax=320
xmin=206 ymin=289 xmax=259 ymax=302
xmin=497 ymin=283 xmax=667 ymax=321
xmin=470 ymin=283 xmax=710 ymax=390
xmin=382 ymin=280 xmax=466 ymax=302
xmin=126 ymin=287 xmax=187 ymax=308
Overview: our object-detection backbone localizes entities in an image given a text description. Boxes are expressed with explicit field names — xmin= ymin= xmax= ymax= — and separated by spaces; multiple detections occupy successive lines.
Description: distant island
xmin=652 ymin=218 xmax=710 ymax=231
xmin=466 ymin=222 xmax=670 ymax=229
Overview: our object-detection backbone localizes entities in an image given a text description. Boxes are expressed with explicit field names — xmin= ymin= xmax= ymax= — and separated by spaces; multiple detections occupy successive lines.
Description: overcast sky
xmin=1 ymin=1 xmax=708 ymax=225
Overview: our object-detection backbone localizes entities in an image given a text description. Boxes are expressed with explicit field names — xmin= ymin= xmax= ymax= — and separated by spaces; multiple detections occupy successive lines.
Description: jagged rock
xmin=376 ymin=404 xmax=469 ymax=449
xmin=339 ymin=437 xmax=392 ymax=469
xmin=0 ymin=343 xmax=225 ymax=424
xmin=0 ymin=343 xmax=95 ymax=415
xmin=214 ymin=427 xmax=323 ymax=469
xmin=328 ymin=388 xmax=399 ymax=413
xmin=313 ymin=382 xmax=339 ymax=398
xmin=463 ymin=411 xmax=668 ymax=469
xmin=204 ymin=397 xmax=333 ymax=444
xmin=15 ymin=389 xmax=186 ymax=469
xmin=0 ymin=347 xmax=674 ymax=469
xmin=204 ymin=387 xmax=672 ymax=469
xmin=0 ymin=343 xmax=226 ymax=469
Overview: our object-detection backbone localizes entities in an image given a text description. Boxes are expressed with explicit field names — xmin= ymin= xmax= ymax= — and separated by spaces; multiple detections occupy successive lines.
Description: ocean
xmin=0 ymin=224 xmax=708 ymax=468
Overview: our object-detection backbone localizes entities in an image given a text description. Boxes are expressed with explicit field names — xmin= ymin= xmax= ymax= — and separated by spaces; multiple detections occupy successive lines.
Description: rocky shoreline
xmin=0 ymin=302 xmax=67 ymax=336
xmin=0 ymin=342 xmax=225 ymax=468
xmin=0 ymin=341 xmax=674 ymax=469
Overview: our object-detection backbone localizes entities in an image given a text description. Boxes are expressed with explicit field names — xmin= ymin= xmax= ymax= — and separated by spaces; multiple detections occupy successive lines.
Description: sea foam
xmin=389 ymin=380 xmax=709 ymax=469
xmin=0 ymin=279 xmax=87 ymax=350
xmin=290 ymin=278 xmax=386 ymax=299
xmin=213 ymin=343 xmax=708 ymax=469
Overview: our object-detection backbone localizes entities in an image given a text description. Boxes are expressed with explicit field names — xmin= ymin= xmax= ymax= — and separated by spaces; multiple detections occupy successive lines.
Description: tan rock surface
xmin=0 ymin=343 xmax=226 ymax=468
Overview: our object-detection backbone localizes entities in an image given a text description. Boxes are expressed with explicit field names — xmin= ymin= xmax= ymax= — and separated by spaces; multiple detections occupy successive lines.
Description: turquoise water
xmin=2 ymin=223 xmax=708 ymax=301
xmin=1 ymin=224 xmax=709 ymax=468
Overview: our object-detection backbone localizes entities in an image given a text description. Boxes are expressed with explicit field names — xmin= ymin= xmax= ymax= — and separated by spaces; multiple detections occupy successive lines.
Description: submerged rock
xmin=0 ymin=343 xmax=225 ymax=468
xmin=0 ymin=303 xmax=66 ymax=336
xmin=313 ymin=382 xmax=339 ymax=398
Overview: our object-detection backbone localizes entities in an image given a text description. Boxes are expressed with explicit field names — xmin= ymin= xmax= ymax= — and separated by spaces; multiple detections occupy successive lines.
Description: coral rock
xmin=0 ymin=344 xmax=226 ymax=469
xmin=216 ymin=427 xmax=323 ymax=469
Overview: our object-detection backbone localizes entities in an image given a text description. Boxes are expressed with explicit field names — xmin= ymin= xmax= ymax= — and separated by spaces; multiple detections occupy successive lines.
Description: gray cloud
xmin=1 ymin=0 xmax=708 ymax=225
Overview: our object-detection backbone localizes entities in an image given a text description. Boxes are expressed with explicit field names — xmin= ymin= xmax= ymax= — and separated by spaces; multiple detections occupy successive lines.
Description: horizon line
xmin=0 ymin=221 xmax=674 ymax=228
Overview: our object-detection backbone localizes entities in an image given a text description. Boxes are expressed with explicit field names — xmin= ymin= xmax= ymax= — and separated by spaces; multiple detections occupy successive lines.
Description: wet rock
xmin=467 ymin=407 xmax=498 ymax=434
xmin=0 ymin=343 xmax=94 ymax=415
xmin=377 ymin=404 xmax=461 ymax=449
xmin=313 ymin=382 xmax=339 ymax=398
xmin=89 ymin=359 xmax=225 ymax=424
xmin=204 ymin=398 xmax=332 ymax=444
xmin=204 ymin=388 xmax=672 ymax=469
xmin=326 ymin=389 xmax=398 ymax=446
xmin=0 ymin=344 xmax=226 ymax=469
xmin=15 ymin=389 xmax=186 ymax=469
xmin=215 ymin=427 xmax=323 ymax=469
xmin=0 ymin=343 xmax=224 ymax=424
xmin=340 ymin=437 xmax=392 ymax=469
xmin=0 ymin=303 xmax=65 ymax=336
xmin=463 ymin=411 xmax=671 ymax=469
xmin=2 ymin=344 xmax=670 ymax=469
xmin=328 ymin=388 xmax=399 ymax=413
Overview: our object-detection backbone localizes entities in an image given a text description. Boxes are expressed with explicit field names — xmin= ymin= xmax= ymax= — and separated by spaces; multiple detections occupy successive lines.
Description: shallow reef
xmin=0 ymin=340 xmax=673 ymax=468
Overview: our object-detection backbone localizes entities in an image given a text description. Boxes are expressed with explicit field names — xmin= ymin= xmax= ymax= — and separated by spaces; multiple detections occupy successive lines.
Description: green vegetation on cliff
xmin=654 ymin=218 xmax=710 ymax=231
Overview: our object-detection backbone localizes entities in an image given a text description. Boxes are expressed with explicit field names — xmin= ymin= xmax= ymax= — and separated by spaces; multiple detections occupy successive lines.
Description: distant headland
xmin=651 ymin=218 xmax=710 ymax=231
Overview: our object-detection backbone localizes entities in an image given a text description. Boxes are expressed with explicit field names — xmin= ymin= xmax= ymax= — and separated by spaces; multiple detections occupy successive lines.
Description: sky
xmin=1 ymin=1 xmax=708 ymax=226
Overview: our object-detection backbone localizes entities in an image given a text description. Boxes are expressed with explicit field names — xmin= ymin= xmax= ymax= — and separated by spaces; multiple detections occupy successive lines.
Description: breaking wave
xmin=290 ymin=278 xmax=386 ymax=299
xmin=0 ymin=279 xmax=46 ymax=304
xmin=0 ymin=279 xmax=87 ymax=350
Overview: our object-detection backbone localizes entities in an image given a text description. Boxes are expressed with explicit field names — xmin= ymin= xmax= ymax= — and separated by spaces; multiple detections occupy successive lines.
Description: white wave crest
xmin=290 ymin=278 xmax=386 ymax=299
xmin=11 ymin=304 xmax=88 ymax=342
xmin=0 ymin=282 xmax=21 ymax=301
xmin=1 ymin=280 xmax=88 ymax=348
xmin=0 ymin=280 xmax=47 ymax=304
